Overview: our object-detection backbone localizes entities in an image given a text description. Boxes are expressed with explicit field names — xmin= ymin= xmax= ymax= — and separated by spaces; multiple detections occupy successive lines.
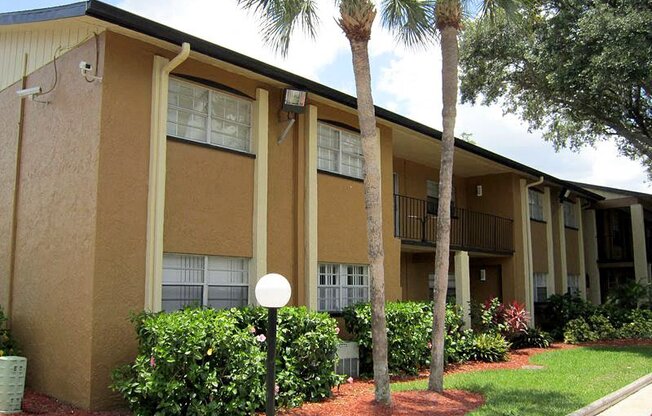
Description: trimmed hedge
xmin=112 ymin=307 xmax=343 ymax=415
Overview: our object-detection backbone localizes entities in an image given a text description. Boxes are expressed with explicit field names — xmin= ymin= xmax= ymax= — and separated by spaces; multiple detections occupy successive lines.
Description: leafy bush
xmin=587 ymin=314 xmax=617 ymax=340
xmin=541 ymin=293 xmax=595 ymax=340
xmin=112 ymin=307 xmax=342 ymax=415
xmin=344 ymin=302 xmax=431 ymax=375
xmin=0 ymin=306 xmax=19 ymax=357
xmin=444 ymin=304 xmax=474 ymax=364
xmin=617 ymin=309 xmax=652 ymax=339
xmin=510 ymin=327 xmax=552 ymax=349
xmin=564 ymin=317 xmax=599 ymax=344
xmin=469 ymin=333 xmax=510 ymax=362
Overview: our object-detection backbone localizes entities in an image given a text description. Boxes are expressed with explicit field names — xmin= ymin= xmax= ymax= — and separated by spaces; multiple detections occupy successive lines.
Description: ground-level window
xmin=533 ymin=272 xmax=548 ymax=302
xmin=429 ymin=273 xmax=456 ymax=302
xmin=162 ymin=253 xmax=249 ymax=311
xmin=318 ymin=263 xmax=369 ymax=312
xmin=568 ymin=274 xmax=581 ymax=297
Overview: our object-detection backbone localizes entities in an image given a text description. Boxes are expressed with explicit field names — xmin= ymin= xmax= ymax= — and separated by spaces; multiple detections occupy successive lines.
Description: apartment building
xmin=0 ymin=1 xmax=620 ymax=410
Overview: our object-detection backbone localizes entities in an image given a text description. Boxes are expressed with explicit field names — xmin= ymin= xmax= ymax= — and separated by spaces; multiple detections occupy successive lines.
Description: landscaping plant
xmin=469 ymin=333 xmax=510 ymax=362
xmin=0 ymin=306 xmax=19 ymax=357
xmin=112 ymin=307 xmax=343 ymax=415
xmin=510 ymin=327 xmax=552 ymax=350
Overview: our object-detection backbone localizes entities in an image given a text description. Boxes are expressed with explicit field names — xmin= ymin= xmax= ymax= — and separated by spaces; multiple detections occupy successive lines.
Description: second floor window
xmin=426 ymin=180 xmax=455 ymax=215
xmin=528 ymin=189 xmax=544 ymax=221
xmin=318 ymin=263 xmax=369 ymax=312
xmin=167 ymin=78 xmax=252 ymax=153
xmin=318 ymin=123 xmax=364 ymax=179
xmin=563 ymin=201 xmax=578 ymax=228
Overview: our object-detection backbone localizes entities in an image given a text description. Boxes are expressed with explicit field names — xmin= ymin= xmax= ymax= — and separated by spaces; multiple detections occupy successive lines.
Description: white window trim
xmin=317 ymin=122 xmax=364 ymax=179
xmin=533 ymin=272 xmax=548 ymax=302
xmin=568 ymin=274 xmax=581 ymax=296
xmin=167 ymin=77 xmax=254 ymax=154
xmin=162 ymin=253 xmax=250 ymax=311
xmin=317 ymin=263 xmax=369 ymax=312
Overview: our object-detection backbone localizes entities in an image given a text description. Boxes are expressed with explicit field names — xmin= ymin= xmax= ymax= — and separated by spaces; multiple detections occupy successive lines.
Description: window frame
xmin=426 ymin=180 xmax=456 ymax=215
xmin=167 ymin=77 xmax=254 ymax=154
xmin=317 ymin=263 xmax=369 ymax=312
xmin=533 ymin=272 xmax=548 ymax=302
xmin=162 ymin=253 xmax=250 ymax=311
xmin=429 ymin=273 xmax=456 ymax=301
xmin=528 ymin=189 xmax=545 ymax=221
xmin=563 ymin=201 xmax=578 ymax=228
xmin=317 ymin=122 xmax=364 ymax=180
xmin=567 ymin=274 xmax=581 ymax=297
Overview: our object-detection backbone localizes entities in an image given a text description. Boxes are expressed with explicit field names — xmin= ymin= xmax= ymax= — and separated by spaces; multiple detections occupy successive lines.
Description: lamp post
xmin=255 ymin=273 xmax=292 ymax=416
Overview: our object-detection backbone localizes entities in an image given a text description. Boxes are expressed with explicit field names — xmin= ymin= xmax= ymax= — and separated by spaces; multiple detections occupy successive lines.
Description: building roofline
xmin=569 ymin=181 xmax=652 ymax=201
xmin=0 ymin=1 xmax=604 ymax=201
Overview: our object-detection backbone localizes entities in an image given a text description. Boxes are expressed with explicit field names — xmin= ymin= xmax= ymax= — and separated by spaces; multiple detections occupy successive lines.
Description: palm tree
xmin=427 ymin=0 xmax=518 ymax=393
xmin=237 ymin=0 xmax=432 ymax=405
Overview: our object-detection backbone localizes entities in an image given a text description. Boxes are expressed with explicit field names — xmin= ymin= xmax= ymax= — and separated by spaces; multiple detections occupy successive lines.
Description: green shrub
xmin=564 ymin=317 xmax=599 ymax=344
xmin=541 ymin=293 xmax=595 ymax=340
xmin=617 ymin=309 xmax=652 ymax=339
xmin=0 ymin=306 xmax=19 ymax=357
xmin=587 ymin=314 xmax=617 ymax=340
xmin=444 ymin=304 xmax=474 ymax=364
xmin=469 ymin=333 xmax=510 ymax=362
xmin=112 ymin=307 xmax=342 ymax=415
xmin=510 ymin=327 xmax=552 ymax=349
xmin=343 ymin=301 xmax=432 ymax=375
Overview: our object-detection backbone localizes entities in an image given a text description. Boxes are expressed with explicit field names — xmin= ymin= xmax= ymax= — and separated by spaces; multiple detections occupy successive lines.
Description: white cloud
xmin=117 ymin=0 xmax=651 ymax=193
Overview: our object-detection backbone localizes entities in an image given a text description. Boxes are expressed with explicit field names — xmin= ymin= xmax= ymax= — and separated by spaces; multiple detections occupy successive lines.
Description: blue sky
xmin=3 ymin=0 xmax=650 ymax=193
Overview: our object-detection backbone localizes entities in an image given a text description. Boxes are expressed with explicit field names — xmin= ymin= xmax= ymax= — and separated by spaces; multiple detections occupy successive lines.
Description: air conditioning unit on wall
xmin=336 ymin=341 xmax=360 ymax=378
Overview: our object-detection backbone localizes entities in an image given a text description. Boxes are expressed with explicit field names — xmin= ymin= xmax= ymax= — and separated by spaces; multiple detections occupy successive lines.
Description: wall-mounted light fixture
xmin=282 ymin=88 xmax=307 ymax=114
xmin=559 ymin=188 xmax=571 ymax=202
xmin=480 ymin=269 xmax=487 ymax=281
xmin=476 ymin=185 xmax=483 ymax=197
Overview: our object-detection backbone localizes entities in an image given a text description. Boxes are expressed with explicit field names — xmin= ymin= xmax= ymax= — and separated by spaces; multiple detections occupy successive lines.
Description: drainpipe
xmin=144 ymin=43 xmax=190 ymax=311
xmin=7 ymin=54 xmax=29 ymax=328
xmin=524 ymin=176 xmax=544 ymax=324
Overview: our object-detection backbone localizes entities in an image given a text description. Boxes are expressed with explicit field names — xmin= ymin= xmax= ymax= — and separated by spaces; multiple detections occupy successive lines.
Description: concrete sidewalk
xmin=597 ymin=382 xmax=652 ymax=416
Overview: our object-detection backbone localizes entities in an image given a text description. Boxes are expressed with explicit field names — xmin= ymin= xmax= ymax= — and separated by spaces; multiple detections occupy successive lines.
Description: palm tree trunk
xmin=349 ymin=38 xmax=391 ymax=405
xmin=428 ymin=24 xmax=459 ymax=393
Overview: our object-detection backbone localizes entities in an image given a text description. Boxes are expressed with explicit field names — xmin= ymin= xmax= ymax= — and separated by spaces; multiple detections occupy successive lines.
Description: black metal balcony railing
xmin=394 ymin=194 xmax=514 ymax=254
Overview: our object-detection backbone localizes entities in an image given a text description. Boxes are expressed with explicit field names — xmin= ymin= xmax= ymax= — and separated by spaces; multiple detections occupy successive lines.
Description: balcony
xmin=394 ymin=194 xmax=514 ymax=254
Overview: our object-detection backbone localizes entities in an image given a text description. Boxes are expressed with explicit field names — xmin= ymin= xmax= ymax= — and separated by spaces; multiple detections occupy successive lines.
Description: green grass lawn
xmin=393 ymin=346 xmax=652 ymax=416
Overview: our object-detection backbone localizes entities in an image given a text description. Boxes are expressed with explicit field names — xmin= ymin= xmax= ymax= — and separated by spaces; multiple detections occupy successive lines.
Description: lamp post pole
xmin=255 ymin=273 xmax=291 ymax=416
xmin=265 ymin=307 xmax=278 ymax=416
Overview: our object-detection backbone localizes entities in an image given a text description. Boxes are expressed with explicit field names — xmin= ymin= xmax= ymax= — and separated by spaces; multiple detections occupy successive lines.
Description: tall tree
xmin=459 ymin=0 xmax=652 ymax=176
xmin=237 ymin=0 xmax=432 ymax=405
xmin=425 ymin=0 xmax=518 ymax=393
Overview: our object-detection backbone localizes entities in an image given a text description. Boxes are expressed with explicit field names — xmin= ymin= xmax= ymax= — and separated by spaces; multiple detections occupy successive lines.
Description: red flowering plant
xmin=473 ymin=298 xmax=530 ymax=337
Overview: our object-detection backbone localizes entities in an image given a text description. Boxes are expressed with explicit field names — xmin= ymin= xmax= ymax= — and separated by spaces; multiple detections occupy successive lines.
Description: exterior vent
xmin=336 ymin=341 xmax=359 ymax=378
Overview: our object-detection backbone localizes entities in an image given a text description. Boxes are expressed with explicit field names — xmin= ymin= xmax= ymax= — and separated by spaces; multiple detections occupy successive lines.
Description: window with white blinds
xmin=318 ymin=263 xmax=369 ymax=312
xmin=317 ymin=123 xmax=364 ymax=179
xmin=167 ymin=78 xmax=252 ymax=153
xmin=568 ymin=274 xmax=581 ymax=297
xmin=428 ymin=273 xmax=456 ymax=301
xmin=563 ymin=201 xmax=578 ymax=228
xmin=534 ymin=272 xmax=548 ymax=302
xmin=162 ymin=253 xmax=249 ymax=311
xmin=528 ymin=189 xmax=544 ymax=221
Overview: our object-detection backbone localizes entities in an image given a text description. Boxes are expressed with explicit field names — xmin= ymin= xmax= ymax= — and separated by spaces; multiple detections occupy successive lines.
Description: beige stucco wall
xmin=392 ymin=157 xmax=466 ymax=208
xmin=531 ymin=220 xmax=548 ymax=273
xmin=0 ymin=36 xmax=105 ymax=408
xmin=465 ymin=173 xmax=514 ymax=219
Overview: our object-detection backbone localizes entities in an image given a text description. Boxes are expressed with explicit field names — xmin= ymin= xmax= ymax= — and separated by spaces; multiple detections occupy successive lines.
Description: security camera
xmin=16 ymin=86 xmax=42 ymax=99
xmin=79 ymin=61 xmax=102 ymax=82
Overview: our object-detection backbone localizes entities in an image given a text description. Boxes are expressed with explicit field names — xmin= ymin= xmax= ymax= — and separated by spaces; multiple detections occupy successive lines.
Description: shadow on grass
xmin=458 ymin=384 xmax=585 ymax=416
xmin=578 ymin=344 xmax=652 ymax=359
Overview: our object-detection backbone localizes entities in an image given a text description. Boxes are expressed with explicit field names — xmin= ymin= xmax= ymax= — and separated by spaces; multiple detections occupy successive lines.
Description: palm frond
xmin=237 ymin=0 xmax=320 ymax=56
xmin=380 ymin=0 xmax=436 ymax=48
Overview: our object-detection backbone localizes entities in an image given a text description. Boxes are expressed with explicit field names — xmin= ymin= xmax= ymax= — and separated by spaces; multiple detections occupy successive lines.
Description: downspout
xmin=7 ymin=54 xmax=29 ymax=328
xmin=144 ymin=43 xmax=190 ymax=311
xmin=524 ymin=176 xmax=544 ymax=324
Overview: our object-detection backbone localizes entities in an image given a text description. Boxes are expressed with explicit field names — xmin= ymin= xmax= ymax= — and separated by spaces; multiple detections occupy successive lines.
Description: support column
xmin=630 ymin=204 xmax=648 ymax=283
xmin=543 ymin=187 xmax=555 ymax=297
xmin=304 ymin=105 xmax=318 ymax=310
xmin=584 ymin=209 xmax=601 ymax=304
xmin=251 ymin=88 xmax=269 ymax=303
xmin=558 ymin=203 xmax=568 ymax=294
xmin=454 ymin=251 xmax=471 ymax=328
xmin=519 ymin=179 xmax=534 ymax=319
xmin=577 ymin=202 xmax=587 ymax=300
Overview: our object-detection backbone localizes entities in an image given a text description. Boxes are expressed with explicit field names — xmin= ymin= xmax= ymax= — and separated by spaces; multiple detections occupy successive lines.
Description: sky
xmin=2 ymin=0 xmax=650 ymax=193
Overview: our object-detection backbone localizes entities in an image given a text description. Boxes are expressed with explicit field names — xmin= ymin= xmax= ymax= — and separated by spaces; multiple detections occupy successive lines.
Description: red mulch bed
xmin=16 ymin=340 xmax=648 ymax=415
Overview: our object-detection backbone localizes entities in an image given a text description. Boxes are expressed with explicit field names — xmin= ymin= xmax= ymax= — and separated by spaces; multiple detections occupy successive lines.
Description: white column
xmin=558 ymin=203 xmax=568 ymax=293
xmin=584 ymin=209 xmax=601 ymax=304
xmin=543 ymin=187 xmax=556 ymax=297
xmin=454 ymin=251 xmax=471 ymax=328
xmin=144 ymin=56 xmax=170 ymax=312
xmin=250 ymin=88 xmax=269 ymax=303
xmin=577 ymin=201 xmax=587 ymax=300
xmin=519 ymin=179 xmax=534 ymax=320
xmin=304 ymin=105 xmax=318 ymax=310
xmin=630 ymin=204 xmax=648 ymax=283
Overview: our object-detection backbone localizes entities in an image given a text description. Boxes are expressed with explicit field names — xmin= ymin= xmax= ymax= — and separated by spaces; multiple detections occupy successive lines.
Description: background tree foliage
xmin=459 ymin=0 xmax=652 ymax=175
